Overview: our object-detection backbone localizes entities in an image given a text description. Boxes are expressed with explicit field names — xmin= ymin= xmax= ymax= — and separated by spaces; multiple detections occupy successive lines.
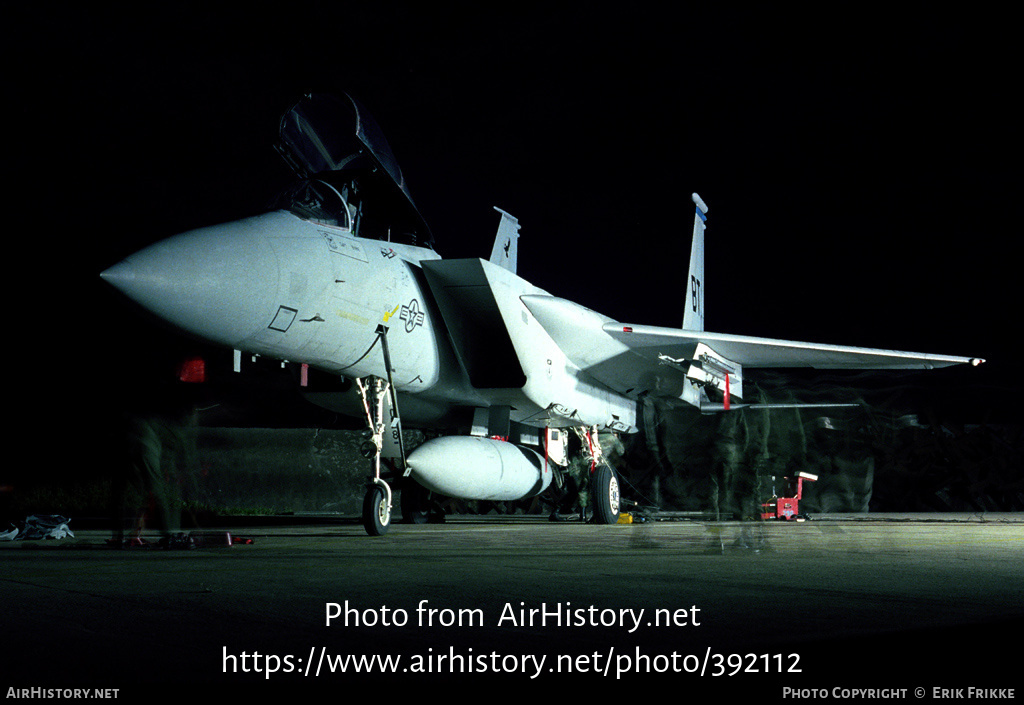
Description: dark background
xmin=8 ymin=4 xmax=1017 ymax=506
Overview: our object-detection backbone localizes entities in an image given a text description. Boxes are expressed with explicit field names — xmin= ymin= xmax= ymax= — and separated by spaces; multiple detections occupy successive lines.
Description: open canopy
xmin=276 ymin=92 xmax=432 ymax=246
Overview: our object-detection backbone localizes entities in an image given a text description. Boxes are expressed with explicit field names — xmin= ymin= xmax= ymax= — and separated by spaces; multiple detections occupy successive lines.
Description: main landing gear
xmin=591 ymin=463 xmax=621 ymax=525
xmin=570 ymin=426 xmax=622 ymax=525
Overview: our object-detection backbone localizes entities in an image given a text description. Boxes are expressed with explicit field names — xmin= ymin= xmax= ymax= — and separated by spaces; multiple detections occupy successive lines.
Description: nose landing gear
xmin=355 ymin=325 xmax=409 ymax=536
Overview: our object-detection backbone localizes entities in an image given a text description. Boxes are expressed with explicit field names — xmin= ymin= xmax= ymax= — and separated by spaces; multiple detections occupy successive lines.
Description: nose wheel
xmin=357 ymin=375 xmax=397 ymax=536
xmin=363 ymin=483 xmax=392 ymax=536
xmin=354 ymin=326 xmax=408 ymax=536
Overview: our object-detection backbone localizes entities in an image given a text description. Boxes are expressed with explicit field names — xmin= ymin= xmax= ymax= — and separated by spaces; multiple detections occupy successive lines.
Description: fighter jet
xmin=101 ymin=92 xmax=983 ymax=535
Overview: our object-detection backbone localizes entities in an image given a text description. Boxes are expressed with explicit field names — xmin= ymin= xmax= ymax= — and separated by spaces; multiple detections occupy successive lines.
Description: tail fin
xmin=489 ymin=207 xmax=520 ymax=273
xmin=683 ymin=193 xmax=708 ymax=331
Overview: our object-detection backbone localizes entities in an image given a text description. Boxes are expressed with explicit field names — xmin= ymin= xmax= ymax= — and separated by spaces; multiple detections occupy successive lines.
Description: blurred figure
xmin=109 ymin=387 xmax=197 ymax=547
xmin=714 ymin=405 xmax=771 ymax=521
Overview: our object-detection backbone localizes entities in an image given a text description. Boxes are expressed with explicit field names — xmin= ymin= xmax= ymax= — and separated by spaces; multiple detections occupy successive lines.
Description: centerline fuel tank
xmin=407 ymin=436 xmax=552 ymax=501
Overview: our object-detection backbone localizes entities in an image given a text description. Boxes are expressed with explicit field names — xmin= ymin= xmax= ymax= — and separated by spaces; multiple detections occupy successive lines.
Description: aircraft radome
xmin=101 ymin=92 xmax=984 ymax=535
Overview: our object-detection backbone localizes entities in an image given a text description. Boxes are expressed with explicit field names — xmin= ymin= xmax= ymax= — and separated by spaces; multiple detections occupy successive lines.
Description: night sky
xmin=10 ymin=5 xmax=1017 ymax=435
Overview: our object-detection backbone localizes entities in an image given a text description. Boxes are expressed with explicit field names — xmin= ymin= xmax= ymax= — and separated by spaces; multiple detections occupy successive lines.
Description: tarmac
xmin=3 ymin=513 xmax=1022 ymax=700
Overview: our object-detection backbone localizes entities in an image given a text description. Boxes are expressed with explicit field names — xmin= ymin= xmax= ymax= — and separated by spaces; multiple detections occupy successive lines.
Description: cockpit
xmin=278 ymin=179 xmax=355 ymax=231
xmin=275 ymin=92 xmax=433 ymax=247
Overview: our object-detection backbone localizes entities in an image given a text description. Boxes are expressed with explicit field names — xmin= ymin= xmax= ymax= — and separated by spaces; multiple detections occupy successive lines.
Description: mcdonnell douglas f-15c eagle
xmin=101 ymin=92 xmax=984 ymax=535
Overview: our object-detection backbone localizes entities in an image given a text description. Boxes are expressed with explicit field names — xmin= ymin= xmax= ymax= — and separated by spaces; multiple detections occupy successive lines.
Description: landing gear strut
xmin=356 ymin=376 xmax=395 ymax=536
xmin=572 ymin=426 xmax=622 ymax=524
xmin=355 ymin=325 xmax=408 ymax=536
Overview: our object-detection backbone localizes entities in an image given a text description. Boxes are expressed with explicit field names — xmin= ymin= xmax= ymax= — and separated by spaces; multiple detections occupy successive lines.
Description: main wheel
xmin=363 ymin=485 xmax=391 ymax=536
xmin=591 ymin=464 xmax=621 ymax=524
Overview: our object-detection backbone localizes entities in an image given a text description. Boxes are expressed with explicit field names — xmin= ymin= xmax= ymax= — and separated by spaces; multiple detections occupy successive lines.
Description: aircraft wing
xmin=603 ymin=323 xmax=981 ymax=371
xmin=521 ymin=294 xmax=981 ymax=410
xmin=602 ymin=323 xmax=982 ymax=410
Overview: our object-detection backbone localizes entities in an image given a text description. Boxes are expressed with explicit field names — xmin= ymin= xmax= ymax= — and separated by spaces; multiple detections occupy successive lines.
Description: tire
xmin=592 ymin=464 xmax=621 ymax=524
xmin=363 ymin=485 xmax=391 ymax=536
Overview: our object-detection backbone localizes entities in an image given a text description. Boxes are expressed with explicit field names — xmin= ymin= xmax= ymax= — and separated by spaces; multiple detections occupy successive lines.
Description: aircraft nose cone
xmin=101 ymin=217 xmax=280 ymax=347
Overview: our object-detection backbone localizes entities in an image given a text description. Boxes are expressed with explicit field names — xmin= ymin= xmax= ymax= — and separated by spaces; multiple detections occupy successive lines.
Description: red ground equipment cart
xmin=761 ymin=472 xmax=818 ymax=521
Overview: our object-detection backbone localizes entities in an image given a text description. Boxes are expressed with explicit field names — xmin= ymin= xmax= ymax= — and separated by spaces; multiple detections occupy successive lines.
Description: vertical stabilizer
xmin=489 ymin=207 xmax=520 ymax=273
xmin=683 ymin=193 xmax=708 ymax=331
